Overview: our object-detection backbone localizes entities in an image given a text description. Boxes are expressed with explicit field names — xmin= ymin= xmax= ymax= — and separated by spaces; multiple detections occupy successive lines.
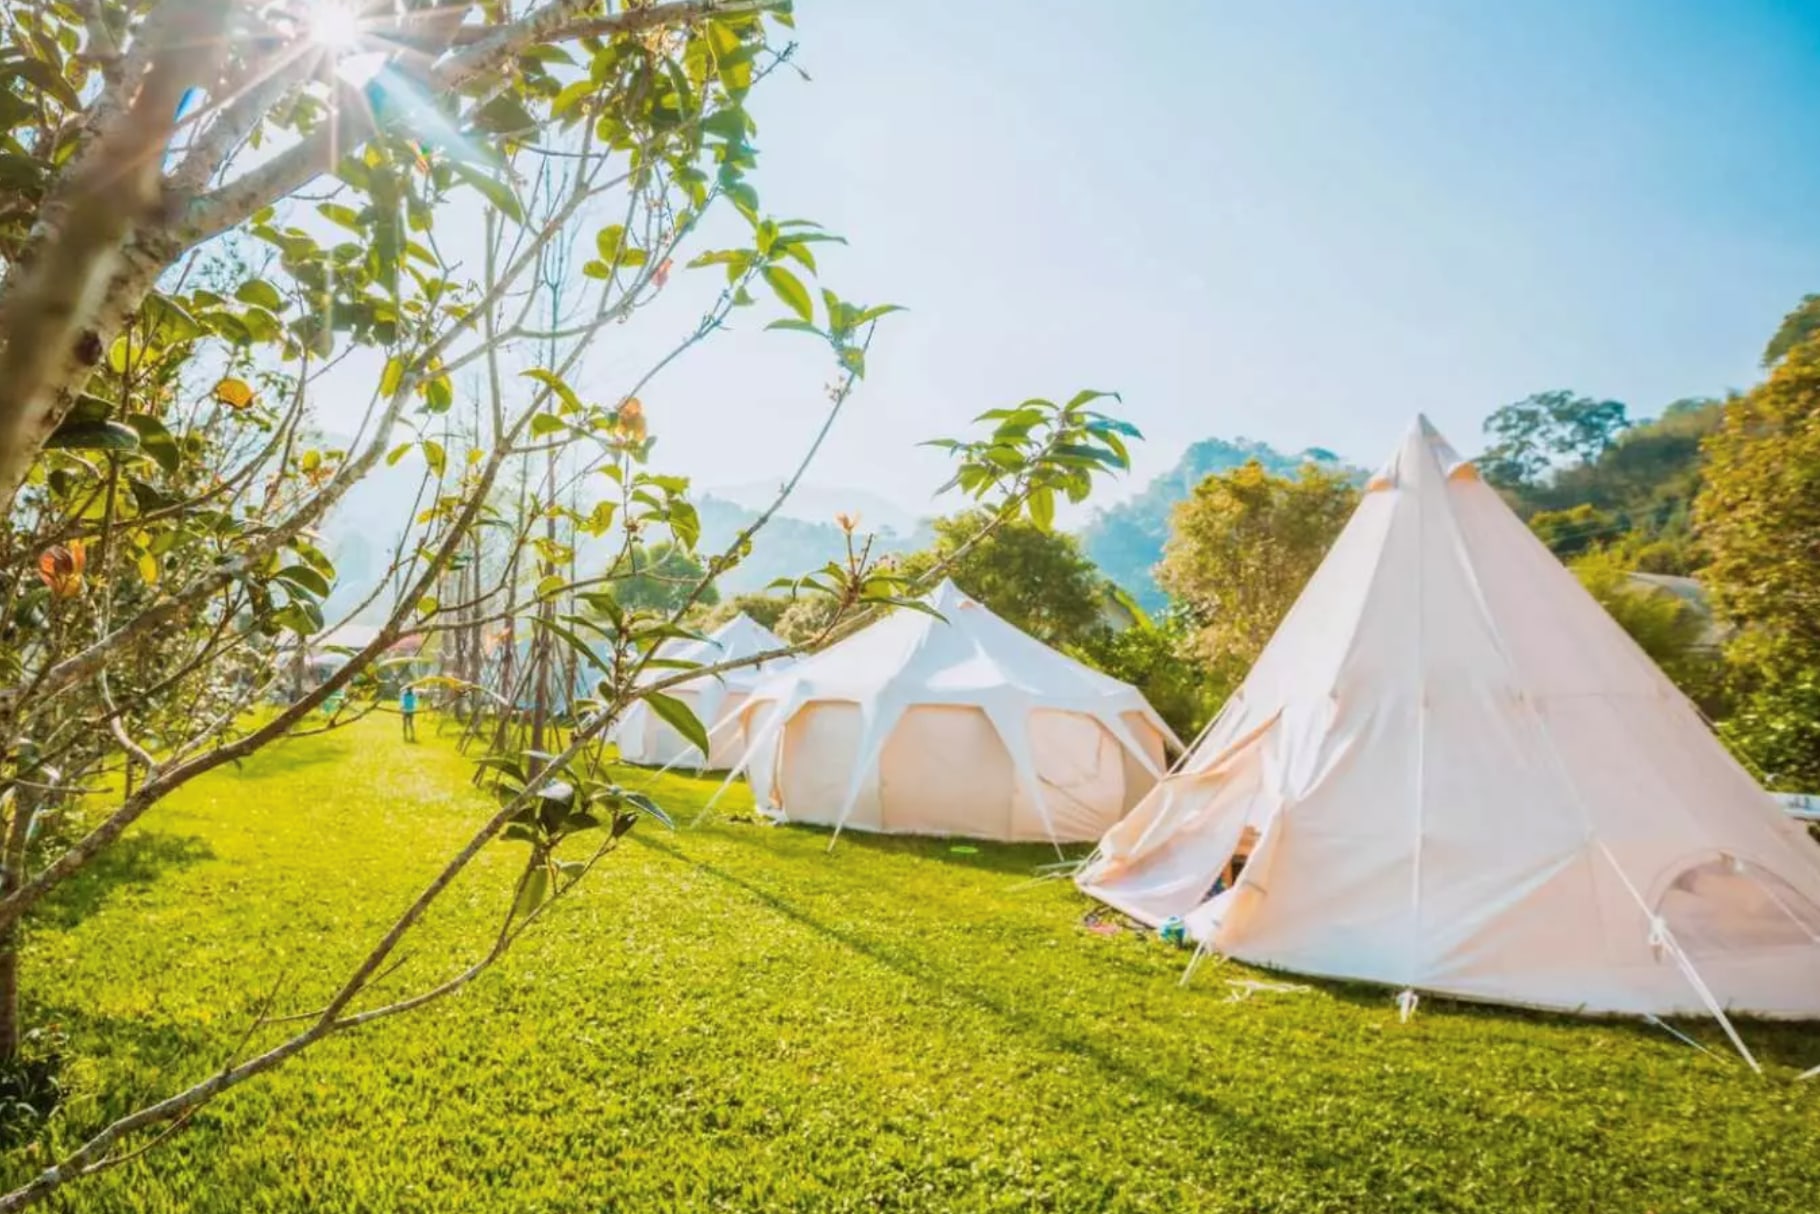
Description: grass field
xmin=9 ymin=714 xmax=1820 ymax=1212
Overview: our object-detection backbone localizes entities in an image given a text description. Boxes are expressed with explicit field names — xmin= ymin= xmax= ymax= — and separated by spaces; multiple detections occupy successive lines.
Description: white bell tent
xmin=727 ymin=580 xmax=1179 ymax=845
xmin=1077 ymin=417 xmax=1820 ymax=1046
xmin=613 ymin=613 xmax=791 ymax=770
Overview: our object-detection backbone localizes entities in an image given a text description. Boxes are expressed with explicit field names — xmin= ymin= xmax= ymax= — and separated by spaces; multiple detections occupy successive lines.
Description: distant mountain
xmin=1078 ymin=438 xmax=1358 ymax=609
xmin=699 ymin=495 xmax=934 ymax=594
xmin=704 ymin=481 xmax=924 ymax=538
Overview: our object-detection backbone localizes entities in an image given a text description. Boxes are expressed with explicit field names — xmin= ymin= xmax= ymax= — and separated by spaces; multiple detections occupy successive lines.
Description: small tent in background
xmin=1078 ymin=417 xmax=1820 ymax=1044
xmin=613 ymin=614 xmax=792 ymax=770
xmin=728 ymin=580 xmax=1179 ymax=846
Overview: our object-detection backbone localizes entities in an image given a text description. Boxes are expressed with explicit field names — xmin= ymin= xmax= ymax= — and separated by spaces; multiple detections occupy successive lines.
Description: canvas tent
xmin=613 ymin=614 xmax=792 ymax=770
xmin=727 ymin=579 xmax=1179 ymax=845
xmin=1077 ymin=417 xmax=1820 ymax=1038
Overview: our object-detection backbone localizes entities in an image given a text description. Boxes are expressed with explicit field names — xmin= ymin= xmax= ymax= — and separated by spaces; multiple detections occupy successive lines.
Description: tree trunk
xmin=0 ymin=792 xmax=38 ymax=1062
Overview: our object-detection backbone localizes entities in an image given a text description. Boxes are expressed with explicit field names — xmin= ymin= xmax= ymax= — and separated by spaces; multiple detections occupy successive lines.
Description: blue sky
xmin=347 ymin=1 xmax=1820 ymax=524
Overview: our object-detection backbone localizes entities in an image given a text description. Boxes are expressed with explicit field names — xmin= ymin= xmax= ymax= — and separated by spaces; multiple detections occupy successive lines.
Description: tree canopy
xmin=896 ymin=510 xmax=1108 ymax=649
xmin=1157 ymin=461 xmax=1358 ymax=678
xmin=1698 ymin=318 xmax=1820 ymax=787
xmin=609 ymin=542 xmax=719 ymax=615
xmin=1480 ymin=390 xmax=1630 ymax=489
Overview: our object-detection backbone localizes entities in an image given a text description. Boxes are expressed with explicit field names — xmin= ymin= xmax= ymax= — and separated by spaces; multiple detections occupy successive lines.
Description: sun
xmin=305 ymin=0 xmax=365 ymax=50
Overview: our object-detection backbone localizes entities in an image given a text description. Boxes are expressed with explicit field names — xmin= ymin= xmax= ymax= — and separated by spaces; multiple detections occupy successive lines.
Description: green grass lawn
xmin=10 ymin=714 xmax=1820 ymax=1212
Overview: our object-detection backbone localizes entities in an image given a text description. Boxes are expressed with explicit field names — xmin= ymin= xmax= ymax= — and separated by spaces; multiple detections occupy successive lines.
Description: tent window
xmin=1655 ymin=856 xmax=1820 ymax=959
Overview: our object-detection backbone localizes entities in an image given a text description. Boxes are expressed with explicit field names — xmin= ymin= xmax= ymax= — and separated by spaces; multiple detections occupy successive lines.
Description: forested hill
xmin=1080 ymin=438 xmax=1358 ymax=608
xmin=698 ymin=495 xmax=933 ymax=593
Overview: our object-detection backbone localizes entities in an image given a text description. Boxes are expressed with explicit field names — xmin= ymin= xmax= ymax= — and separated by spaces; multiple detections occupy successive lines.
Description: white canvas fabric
xmin=613 ymin=614 xmax=792 ymax=770
xmin=1078 ymin=417 xmax=1820 ymax=1024
xmin=728 ymin=580 xmax=1180 ymax=845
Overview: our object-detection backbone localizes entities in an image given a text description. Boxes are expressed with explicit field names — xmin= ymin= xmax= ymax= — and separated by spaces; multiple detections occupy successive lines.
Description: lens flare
xmin=306 ymin=0 xmax=364 ymax=49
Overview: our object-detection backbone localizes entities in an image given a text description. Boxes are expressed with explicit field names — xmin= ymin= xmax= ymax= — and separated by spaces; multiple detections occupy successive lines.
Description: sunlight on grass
xmin=12 ymin=716 xmax=1819 ymax=1211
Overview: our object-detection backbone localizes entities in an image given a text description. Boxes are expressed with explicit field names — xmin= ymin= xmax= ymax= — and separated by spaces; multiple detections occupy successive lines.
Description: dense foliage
xmin=1698 ymin=323 xmax=1820 ymax=788
xmin=1479 ymin=390 xmax=1630 ymax=489
xmin=896 ymin=510 xmax=1107 ymax=649
xmin=1499 ymin=399 xmax=1724 ymax=575
xmin=1158 ymin=461 xmax=1358 ymax=684
xmin=1079 ymin=438 xmax=1354 ymax=609
xmin=1567 ymin=549 xmax=1723 ymax=710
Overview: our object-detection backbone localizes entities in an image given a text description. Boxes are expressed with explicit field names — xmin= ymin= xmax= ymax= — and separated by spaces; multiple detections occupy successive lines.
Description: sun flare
xmin=305 ymin=0 xmax=364 ymax=50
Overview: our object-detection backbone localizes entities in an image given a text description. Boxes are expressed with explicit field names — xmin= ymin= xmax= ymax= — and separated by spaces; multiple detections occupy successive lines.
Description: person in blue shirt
xmin=399 ymin=685 xmax=418 ymax=741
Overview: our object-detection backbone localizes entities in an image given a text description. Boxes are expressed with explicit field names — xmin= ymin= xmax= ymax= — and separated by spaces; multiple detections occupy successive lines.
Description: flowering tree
xmin=0 ymin=4 xmax=1142 ymax=1205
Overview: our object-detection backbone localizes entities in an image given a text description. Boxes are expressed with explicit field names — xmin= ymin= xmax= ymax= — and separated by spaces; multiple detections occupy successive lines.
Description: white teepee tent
xmin=613 ymin=613 xmax=792 ymax=770
xmin=727 ymin=580 xmax=1179 ymax=845
xmin=1078 ymin=417 xmax=1820 ymax=1033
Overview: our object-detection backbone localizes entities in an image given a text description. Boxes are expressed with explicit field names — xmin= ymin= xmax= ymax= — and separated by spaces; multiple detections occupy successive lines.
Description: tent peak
xmin=1370 ymin=415 xmax=1467 ymax=490
xmin=927 ymin=578 xmax=979 ymax=610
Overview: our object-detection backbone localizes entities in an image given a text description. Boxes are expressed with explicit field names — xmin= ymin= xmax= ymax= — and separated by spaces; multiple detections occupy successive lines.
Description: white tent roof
xmin=639 ymin=612 xmax=789 ymax=692
xmin=727 ymin=579 xmax=1181 ymax=845
xmin=753 ymin=579 xmax=1163 ymax=710
xmin=1078 ymin=417 xmax=1820 ymax=1039
xmin=613 ymin=613 xmax=792 ymax=768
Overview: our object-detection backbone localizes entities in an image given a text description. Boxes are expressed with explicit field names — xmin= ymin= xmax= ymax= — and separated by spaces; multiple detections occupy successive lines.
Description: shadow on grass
xmin=1284 ymin=968 xmax=1820 ymax=1072
xmin=630 ymin=835 xmax=1284 ymax=1141
xmin=221 ymin=728 xmax=357 ymax=780
xmin=32 ymin=831 xmax=215 ymax=931
xmin=643 ymin=832 xmax=1820 ymax=1079
xmin=1071 ymin=893 xmax=1820 ymax=1074
xmin=756 ymin=821 xmax=1086 ymax=879
xmin=0 ymin=999 xmax=237 ymax=1180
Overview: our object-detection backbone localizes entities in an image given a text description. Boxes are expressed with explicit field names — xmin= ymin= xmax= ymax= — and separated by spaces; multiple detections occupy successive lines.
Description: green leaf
xmin=596 ymin=224 xmax=626 ymax=263
xmin=9 ymin=57 xmax=81 ymax=110
xmin=514 ymin=865 xmax=550 ymax=916
xmin=272 ymin=600 xmax=325 ymax=636
xmin=422 ymin=440 xmax=446 ymax=477
xmin=66 ymin=394 xmax=111 ymax=425
xmin=452 ymin=162 xmax=524 ymax=223
xmin=386 ymin=443 xmax=411 ymax=466
xmin=522 ymin=368 xmax=581 ymax=413
xmin=764 ymin=319 xmax=822 ymax=335
xmin=380 ymin=357 xmax=406 ymax=397
xmin=0 ymin=91 xmax=36 ymax=133
xmin=1027 ymin=488 xmax=1056 ymax=532
xmin=235 ymin=280 xmax=285 ymax=310
xmin=724 ymin=180 xmax=759 ymax=216
xmin=1064 ymin=388 xmax=1122 ymax=413
xmin=644 ymin=691 xmax=710 ymax=759
xmin=123 ymin=415 xmax=181 ymax=474
xmin=144 ymin=293 xmax=203 ymax=343
xmin=274 ymin=564 xmax=333 ymax=598
xmin=619 ymin=789 xmax=675 ymax=831
xmin=423 ymin=377 xmax=453 ymax=413
xmin=552 ymin=80 xmax=594 ymax=117
xmin=0 ymin=153 xmax=44 ymax=193
xmin=536 ymin=616 xmax=605 ymax=669
xmin=762 ymin=265 xmax=812 ymax=323
xmin=667 ymin=498 xmax=701 ymax=550
xmin=45 ymin=419 xmax=138 ymax=452
xmin=317 ymin=202 xmax=364 ymax=233
xmin=472 ymin=93 xmax=538 ymax=136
